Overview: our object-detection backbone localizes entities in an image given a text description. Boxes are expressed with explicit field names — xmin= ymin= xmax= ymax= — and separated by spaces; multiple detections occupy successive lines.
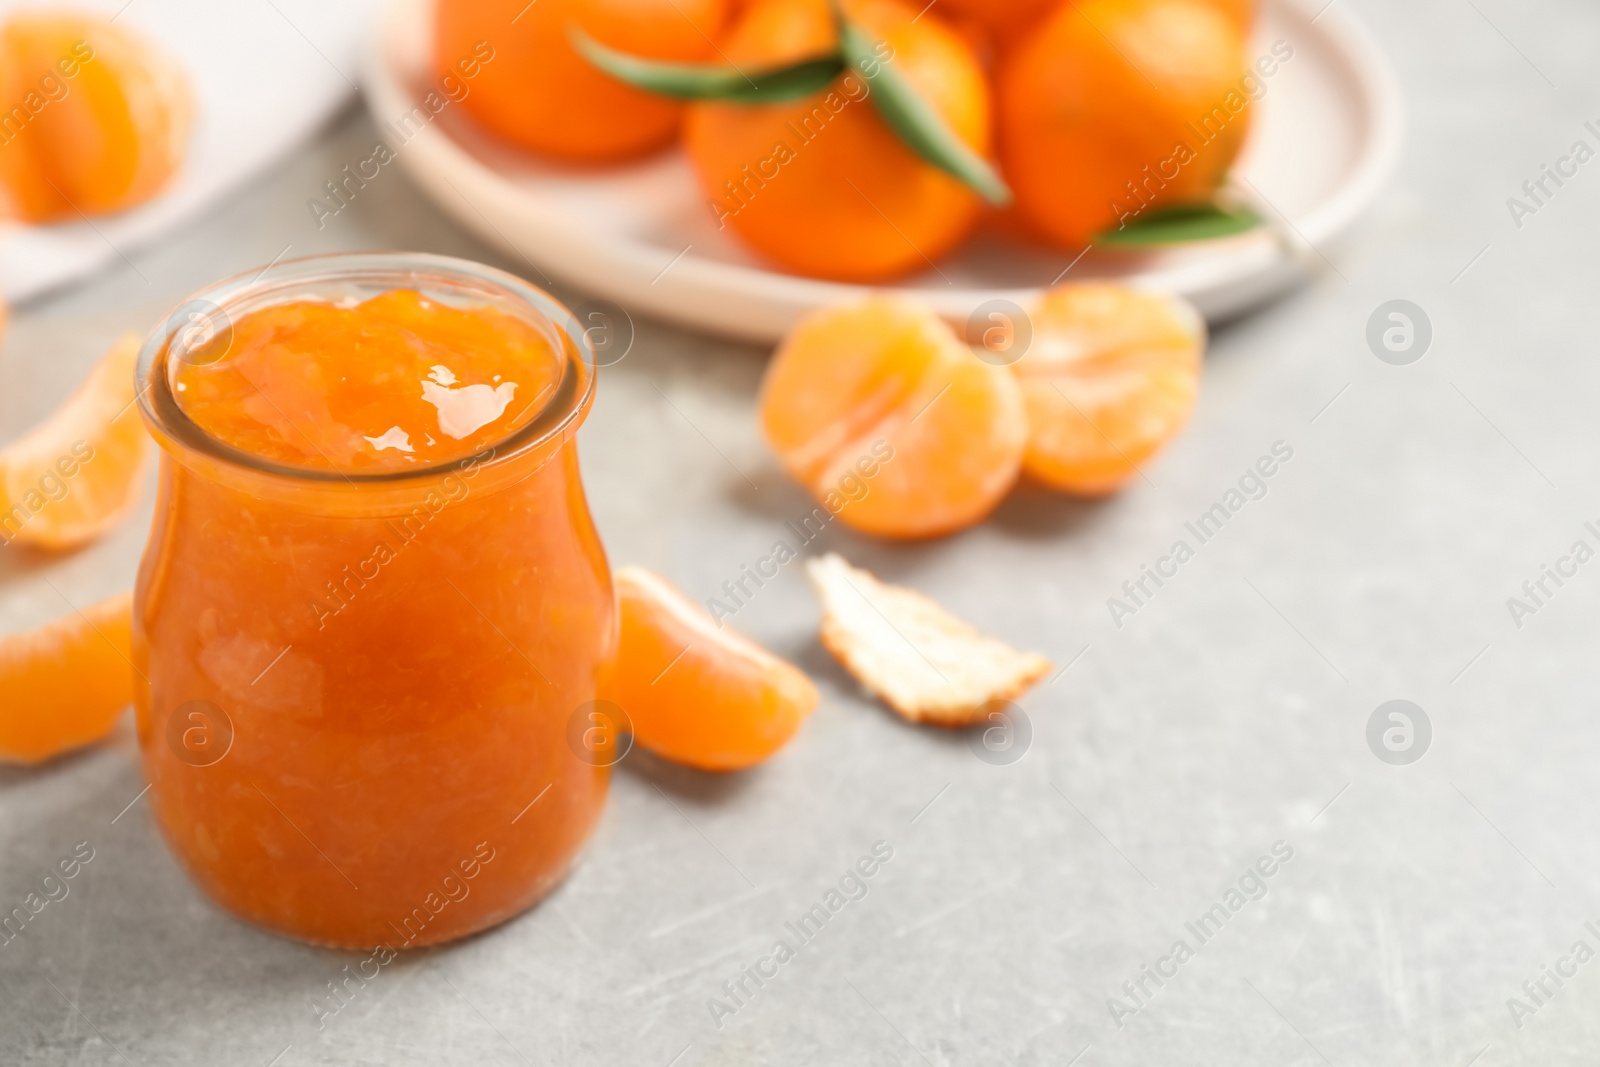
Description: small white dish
xmin=364 ymin=0 xmax=1401 ymax=343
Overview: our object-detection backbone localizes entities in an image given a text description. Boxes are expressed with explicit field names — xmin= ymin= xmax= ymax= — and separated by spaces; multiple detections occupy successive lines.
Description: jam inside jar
xmin=132 ymin=253 xmax=614 ymax=948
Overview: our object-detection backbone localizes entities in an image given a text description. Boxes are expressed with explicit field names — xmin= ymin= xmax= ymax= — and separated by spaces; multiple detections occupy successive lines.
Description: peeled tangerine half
xmin=1013 ymin=284 xmax=1204 ymax=496
xmin=0 ymin=333 xmax=147 ymax=550
xmin=0 ymin=590 xmax=133 ymax=762
xmin=760 ymin=296 xmax=1025 ymax=540
xmin=613 ymin=566 xmax=818 ymax=772
xmin=0 ymin=13 xmax=194 ymax=222
xmin=807 ymin=553 xmax=1050 ymax=726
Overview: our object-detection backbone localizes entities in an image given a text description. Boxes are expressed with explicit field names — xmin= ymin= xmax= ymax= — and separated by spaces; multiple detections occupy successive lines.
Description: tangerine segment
xmin=761 ymin=296 xmax=1025 ymax=539
xmin=613 ymin=567 xmax=816 ymax=771
xmin=436 ymin=0 xmax=727 ymax=163
xmin=1 ymin=333 xmax=146 ymax=550
xmin=683 ymin=0 xmax=991 ymax=281
xmin=997 ymin=0 xmax=1252 ymax=249
xmin=0 ymin=13 xmax=193 ymax=222
xmin=1012 ymin=284 xmax=1203 ymax=495
xmin=0 ymin=590 xmax=133 ymax=762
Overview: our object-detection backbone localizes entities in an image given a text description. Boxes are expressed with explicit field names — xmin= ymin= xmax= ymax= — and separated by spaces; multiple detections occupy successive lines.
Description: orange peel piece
xmin=0 ymin=590 xmax=133 ymax=762
xmin=613 ymin=566 xmax=818 ymax=771
xmin=0 ymin=333 xmax=146 ymax=550
xmin=806 ymin=553 xmax=1050 ymax=725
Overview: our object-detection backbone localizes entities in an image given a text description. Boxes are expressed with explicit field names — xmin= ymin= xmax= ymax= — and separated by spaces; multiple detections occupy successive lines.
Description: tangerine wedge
xmin=613 ymin=566 xmax=816 ymax=771
xmin=0 ymin=12 xmax=194 ymax=222
xmin=1011 ymin=284 xmax=1203 ymax=495
xmin=0 ymin=590 xmax=133 ymax=762
xmin=761 ymin=296 xmax=1025 ymax=539
xmin=0 ymin=333 xmax=147 ymax=550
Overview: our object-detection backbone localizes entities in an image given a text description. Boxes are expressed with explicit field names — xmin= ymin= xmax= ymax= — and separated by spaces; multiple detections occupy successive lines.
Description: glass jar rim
xmin=136 ymin=251 xmax=595 ymax=486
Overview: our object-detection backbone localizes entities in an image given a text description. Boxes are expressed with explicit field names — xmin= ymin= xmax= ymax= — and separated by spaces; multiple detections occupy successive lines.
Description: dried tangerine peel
xmin=614 ymin=566 xmax=817 ymax=771
xmin=806 ymin=553 xmax=1049 ymax=725
xmin=1014 ymin=284 xmax=1203 ymax=495
xmin=0 ymin=333 xmax=147 ymax=550
xmin=0 ymin=590 xmax=133 ymax=762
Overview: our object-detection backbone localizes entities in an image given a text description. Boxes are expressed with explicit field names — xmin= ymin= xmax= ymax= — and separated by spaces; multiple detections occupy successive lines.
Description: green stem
xmin=833 ymin=5 xmax=1011 ymax=206
xmin=1094 ymin=201 xmax=1262 ymax=247
xmin=571 ymin=29 xmax=844 ymax=102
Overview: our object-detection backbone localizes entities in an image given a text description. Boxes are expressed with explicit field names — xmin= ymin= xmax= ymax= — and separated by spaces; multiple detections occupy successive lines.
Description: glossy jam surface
xmin=135 ymin=285 xmax=611 ymax=949
xmin=174 ymin=289 xmax=564 ymax=471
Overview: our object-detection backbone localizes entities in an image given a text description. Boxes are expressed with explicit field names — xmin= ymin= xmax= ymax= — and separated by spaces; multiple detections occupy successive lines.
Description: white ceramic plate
xmin=0 ymin=0 xmax=376 ymax=304
xmin=364 ymin=0 xmax=1401 ymax=343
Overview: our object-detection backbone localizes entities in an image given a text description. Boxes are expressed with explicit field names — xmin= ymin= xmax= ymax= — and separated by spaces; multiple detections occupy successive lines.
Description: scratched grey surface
xmin=3 ymin=2 xmax=1600 ymax=1062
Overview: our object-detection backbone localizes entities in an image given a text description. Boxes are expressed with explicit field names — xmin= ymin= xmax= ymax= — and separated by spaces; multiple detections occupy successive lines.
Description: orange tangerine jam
xmin=132 ymin=256 xmax=613 ymax=949
xmin=175 ymin=289 xmax=563 ymax=470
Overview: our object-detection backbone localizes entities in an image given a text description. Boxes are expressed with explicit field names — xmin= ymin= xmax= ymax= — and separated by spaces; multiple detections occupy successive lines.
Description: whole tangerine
xmin=930 ymin=0 xmax=1057 ymax=45
xmin=435 ymin=0 xmax=728 ymax=164
xmin=997 ymin=0 xmax=1254 ymax=249
xmin=683 ymin=0 xmax=994 ymax=282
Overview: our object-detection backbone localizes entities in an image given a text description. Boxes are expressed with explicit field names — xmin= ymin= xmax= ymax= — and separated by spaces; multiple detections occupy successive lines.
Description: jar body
xmin=133 ymin=396 xmax=612 ymax=948
xmin=128 ymin=252 xmax=614 ymax=953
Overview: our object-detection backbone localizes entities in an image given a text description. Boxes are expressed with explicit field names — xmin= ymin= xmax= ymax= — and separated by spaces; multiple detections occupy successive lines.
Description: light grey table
xmin=3 ymin=2 xmax=1597 ymax=1061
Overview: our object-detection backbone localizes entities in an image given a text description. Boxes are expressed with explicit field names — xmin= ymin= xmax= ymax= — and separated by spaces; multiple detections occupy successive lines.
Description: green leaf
xmin=571 ymin=28 xmax=845 ymax=103
xmin=1094 ymin=202 xmax=1262 ymax=247
xmin=833 ymin=11 xmax=1011 ymax=206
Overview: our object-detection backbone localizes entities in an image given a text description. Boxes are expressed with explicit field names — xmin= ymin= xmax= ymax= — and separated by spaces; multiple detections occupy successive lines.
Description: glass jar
xmin=132 ymin=253 xmax=614 ymax=949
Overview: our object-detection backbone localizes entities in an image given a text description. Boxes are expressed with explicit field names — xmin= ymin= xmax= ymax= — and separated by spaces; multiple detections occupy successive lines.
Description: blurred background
xmin=3 ymin=0 xmax=1599 ymax=1064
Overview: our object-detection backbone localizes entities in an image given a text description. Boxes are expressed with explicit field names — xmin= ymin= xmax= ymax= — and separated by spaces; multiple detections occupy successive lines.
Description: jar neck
xmin=136 ymin=254 xmax=596 ymax=516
